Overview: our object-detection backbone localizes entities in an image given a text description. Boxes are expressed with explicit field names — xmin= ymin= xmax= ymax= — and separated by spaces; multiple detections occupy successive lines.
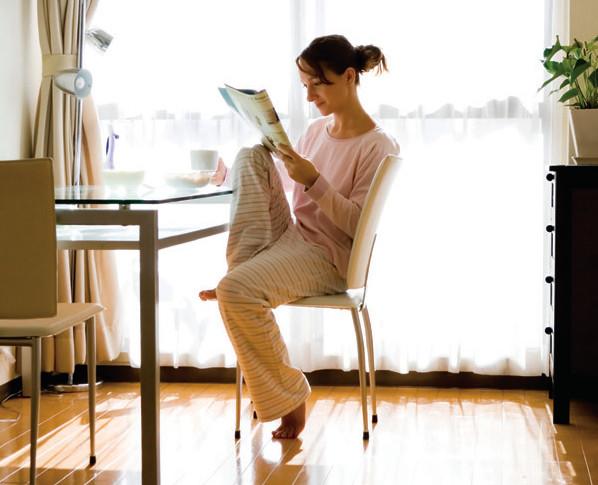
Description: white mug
xmin=190 ymin=149 xmax=218 ymax=172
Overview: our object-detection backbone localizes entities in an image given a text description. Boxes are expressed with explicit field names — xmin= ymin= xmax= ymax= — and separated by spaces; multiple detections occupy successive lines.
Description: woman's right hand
xmin=210 ymin=157 xmax=227 ymax=186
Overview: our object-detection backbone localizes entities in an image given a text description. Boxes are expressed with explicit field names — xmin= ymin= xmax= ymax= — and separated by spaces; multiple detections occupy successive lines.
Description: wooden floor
xmin=1 ymin=383 xmax=597 ymax=484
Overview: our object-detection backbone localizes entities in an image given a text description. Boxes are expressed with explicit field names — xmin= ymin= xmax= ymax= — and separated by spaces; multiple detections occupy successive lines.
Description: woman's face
xmin=298 ymin=60 xmax=355 ymax=116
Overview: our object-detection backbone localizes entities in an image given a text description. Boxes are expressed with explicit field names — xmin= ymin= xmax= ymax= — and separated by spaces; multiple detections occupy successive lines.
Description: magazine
xmin=219 ymin=84 xmax=291 ymax=152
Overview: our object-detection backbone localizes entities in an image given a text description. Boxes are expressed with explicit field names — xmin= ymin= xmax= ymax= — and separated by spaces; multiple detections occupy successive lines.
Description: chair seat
xmin=286 ymin=288 xmax=364 ymax=310
xmin=0 ymin=303 xmax=103 ymax=338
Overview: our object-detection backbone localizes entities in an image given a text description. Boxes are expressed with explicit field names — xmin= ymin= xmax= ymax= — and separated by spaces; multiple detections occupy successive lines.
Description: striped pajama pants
xmin=216 ymin=145 xmax=346 ymax=422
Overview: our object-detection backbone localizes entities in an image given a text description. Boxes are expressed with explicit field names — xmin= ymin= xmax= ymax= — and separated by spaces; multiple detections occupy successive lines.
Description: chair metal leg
xmin=30 ymin=337 xmax=41 ymax=485
xmin=350 ymin=309 xmax=369 ymax=440
xmin=362 ymin=305 xmax=378 ymax=423
xmin=235 ymin=363 xmax=242 ymax=439
xmin=86 ymin=317 xmax=97 ymax=465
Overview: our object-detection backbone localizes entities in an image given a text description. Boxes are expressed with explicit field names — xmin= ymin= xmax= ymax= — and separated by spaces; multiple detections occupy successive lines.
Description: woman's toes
xmin=198 ymin=289 xmax=217 ymax=301
xmin=272 ymin=425 xmax=297 ymax=439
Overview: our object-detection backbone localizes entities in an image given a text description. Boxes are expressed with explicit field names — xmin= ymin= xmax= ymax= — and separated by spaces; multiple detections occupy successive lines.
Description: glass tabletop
xmin=54 ymin=184 xmax=232 ymax=205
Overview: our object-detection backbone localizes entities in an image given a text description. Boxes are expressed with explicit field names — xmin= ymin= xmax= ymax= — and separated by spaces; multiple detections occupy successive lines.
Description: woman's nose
xmin=306 ymin=86 xmax=316 ymax=102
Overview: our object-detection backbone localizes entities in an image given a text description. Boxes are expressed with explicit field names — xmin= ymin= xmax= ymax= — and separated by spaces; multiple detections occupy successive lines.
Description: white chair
xmin=234 ymin=155 xmax=402 ymax=440
xmin=0 ymin=158 xmax=103 ymax=484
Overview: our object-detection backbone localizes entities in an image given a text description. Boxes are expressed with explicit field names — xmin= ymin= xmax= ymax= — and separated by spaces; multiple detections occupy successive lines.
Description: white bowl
xmin=163 ymin=171 xmax=211 ymax=188
xmin=103 ymin=169 xmax=145 ymax=187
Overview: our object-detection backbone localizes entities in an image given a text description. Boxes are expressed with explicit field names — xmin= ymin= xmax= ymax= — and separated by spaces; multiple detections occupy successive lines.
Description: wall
xmin=0 ymin=0 xmax=40 ymax=386
xmin=0 ymin=0 xmax=40 ymax=160
xmin=565 ymin=0 xmax=597 ymax=159
xmin=569 ymin=0 xmax=598 ymax=41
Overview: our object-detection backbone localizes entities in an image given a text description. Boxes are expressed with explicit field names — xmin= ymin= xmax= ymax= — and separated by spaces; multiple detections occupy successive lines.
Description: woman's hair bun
xmin=297 ymin=35 xmax=388 ymax=85
xmin=355 ymin=44 xmax=387 ymax=74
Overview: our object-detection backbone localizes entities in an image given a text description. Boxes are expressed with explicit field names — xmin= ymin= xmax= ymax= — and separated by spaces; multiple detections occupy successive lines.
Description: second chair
xmin=0 ymin=158 xmax=103 ymax=484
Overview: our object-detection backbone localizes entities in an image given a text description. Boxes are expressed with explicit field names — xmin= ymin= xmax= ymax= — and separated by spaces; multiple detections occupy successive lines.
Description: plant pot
xmin=569 ymin=108 xmax=598 ymax=159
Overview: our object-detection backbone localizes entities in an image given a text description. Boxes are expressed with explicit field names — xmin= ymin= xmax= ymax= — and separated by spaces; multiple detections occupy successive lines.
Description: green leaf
xmin=543 ymin=43 xmax=562 ymax=62
xmin=589 ymin=69 xmax=598 ymax=88
xmin=560 ymin=78 xmax=570 ymax=89
xmin=562 ymin=58 xmax=574 ymax=74
xmin=543 ymin=60 xmax=565 ymax=75
xmin=570 ymin=59 xmax=591 ymax=82
xmin=543 ymin=36 xmax=564 ymax=61
xmin=558 ymin=88 xmax=579 ymax=103
xmin=542 ymin=60 xmax=554 ymax=72
xmin=539 ymin=72 xmax=561 ymax=90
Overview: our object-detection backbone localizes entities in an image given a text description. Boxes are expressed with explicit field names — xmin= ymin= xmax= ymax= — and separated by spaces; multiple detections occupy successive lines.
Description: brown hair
xmin=296 ymin=34 xmax=387 ymax=85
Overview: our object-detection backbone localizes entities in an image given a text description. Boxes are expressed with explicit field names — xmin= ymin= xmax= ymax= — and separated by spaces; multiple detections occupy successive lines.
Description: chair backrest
xmin=0 ymin=158 xmax=57 ymax=318
xmin=346 ymin=155 xmax=402 ymax=290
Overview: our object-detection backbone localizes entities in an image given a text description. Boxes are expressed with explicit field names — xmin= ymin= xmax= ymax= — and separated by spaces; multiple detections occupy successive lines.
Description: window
xmin=89 ymin=0 xmax=548 ymax=375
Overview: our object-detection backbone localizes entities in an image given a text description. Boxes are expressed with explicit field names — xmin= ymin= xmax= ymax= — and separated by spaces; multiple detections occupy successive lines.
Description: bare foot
xmin=271 ymin=401 xmax=306 ymax=439
xmin=198 ymin=289 xmax=217 ymax=301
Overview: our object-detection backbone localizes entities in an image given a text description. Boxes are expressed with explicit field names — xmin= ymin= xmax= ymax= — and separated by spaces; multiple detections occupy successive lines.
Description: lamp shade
xmin=54 ymin=69 xmax=93 ymax=99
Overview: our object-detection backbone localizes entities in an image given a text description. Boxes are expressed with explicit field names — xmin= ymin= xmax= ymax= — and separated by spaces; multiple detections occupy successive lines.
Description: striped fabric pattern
xmin=217 ymin=145 xmax=346 ymax=421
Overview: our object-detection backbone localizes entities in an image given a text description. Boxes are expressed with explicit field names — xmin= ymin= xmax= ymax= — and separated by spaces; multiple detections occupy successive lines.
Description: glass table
xmin=55 ymin=184 xmax=232 ymax=484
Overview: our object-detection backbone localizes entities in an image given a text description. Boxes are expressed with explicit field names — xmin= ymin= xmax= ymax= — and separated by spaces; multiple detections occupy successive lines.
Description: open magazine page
xmin=219 ymin=84 xmax=291 ymax=151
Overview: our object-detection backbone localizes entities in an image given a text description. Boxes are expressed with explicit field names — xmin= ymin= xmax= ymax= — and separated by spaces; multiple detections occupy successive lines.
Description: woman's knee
xmin=216 ymin=271 xmax=255 ymax=304
xmin=232 ymin=144 xmax=273 ymax=174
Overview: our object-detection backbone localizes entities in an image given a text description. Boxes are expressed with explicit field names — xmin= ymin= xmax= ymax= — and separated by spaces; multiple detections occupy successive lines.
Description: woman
xmin=199 ymin=34 xmax=399 ymax=439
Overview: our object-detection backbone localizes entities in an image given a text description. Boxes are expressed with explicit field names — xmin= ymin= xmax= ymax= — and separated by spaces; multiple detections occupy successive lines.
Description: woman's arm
xmin=276 ymin=144 xmax=320 ymax=189
xmin=304 ymin=152 xmax=381 ymax=237
xmin=277 ymin=143 xmax=390 ymax=238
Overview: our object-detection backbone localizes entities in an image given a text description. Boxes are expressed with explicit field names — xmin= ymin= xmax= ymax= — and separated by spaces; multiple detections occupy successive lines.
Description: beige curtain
xmin=33 ymin=0 xmax=122 ymax=373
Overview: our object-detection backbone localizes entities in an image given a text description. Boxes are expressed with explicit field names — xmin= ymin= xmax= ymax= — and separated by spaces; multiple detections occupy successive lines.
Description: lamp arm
xmin=72 ymin=0 xmax=86 ymax=187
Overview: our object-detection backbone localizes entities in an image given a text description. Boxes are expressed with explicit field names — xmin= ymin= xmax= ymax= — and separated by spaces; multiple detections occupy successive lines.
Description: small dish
xmin=103 ymin=169 xmax=145 ymax=186
xmin=163 ymin=171 xmax=212 ymax=188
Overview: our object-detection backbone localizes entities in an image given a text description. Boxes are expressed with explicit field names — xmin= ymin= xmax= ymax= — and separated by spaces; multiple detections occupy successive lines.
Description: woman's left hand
xmin=276 ymin=144 xmax=320 ymax=188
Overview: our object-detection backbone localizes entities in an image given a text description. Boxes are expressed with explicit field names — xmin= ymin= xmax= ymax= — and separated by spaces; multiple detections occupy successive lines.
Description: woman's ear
xmin=344 ymin=67 xmax=357 ymax=85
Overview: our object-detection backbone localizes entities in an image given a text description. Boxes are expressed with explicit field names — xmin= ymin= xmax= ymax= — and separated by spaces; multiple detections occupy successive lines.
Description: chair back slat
xmin=346 ymin=155 xmax=401 ymax=289
xmin=0 ymin=158 xmax=57 ymax=318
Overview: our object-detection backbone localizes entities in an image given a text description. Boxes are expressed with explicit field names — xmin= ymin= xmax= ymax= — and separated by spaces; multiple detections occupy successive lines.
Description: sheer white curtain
xmin=89 ymin=0 xmax=552 ymax=376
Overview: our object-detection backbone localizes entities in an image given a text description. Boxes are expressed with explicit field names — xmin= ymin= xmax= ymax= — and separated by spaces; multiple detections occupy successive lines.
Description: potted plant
xmin=540 ymin=35 xmax=598 ymax=161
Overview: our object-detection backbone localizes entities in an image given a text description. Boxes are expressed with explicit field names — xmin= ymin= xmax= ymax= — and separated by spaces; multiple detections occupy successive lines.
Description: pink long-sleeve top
xmin=288 ymin=117 xmax=399 ymax=278
xmin=223 ymin=117 xmax=399 ymax=278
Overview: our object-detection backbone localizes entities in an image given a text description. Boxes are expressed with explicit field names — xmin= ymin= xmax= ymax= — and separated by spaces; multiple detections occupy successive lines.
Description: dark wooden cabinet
xmin=547 ymin=165 xmax=598 ymax=424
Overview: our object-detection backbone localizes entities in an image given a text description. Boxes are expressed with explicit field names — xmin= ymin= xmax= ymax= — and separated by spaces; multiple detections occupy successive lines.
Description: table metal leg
xmin=139 ymin=211 xmax=160 ymax=484
xmin=56 ymin=205 xmax=230 ymax=483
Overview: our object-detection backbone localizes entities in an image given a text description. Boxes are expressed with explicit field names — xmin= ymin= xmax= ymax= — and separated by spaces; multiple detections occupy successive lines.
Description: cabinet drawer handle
xmin=545 ymin=327 xmax=553 ymax=335
xmin=545 ymin=276 xmax=554 ymax=283
xmin=546 ymin=173 xmax=555 ymax=181
xmin=546 ymin=225 xmax=555 ymax=232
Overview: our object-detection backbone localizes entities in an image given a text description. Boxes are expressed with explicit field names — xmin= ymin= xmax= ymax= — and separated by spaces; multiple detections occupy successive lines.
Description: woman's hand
xmin=276 ymin=144 xmax=319 ymax=188
xmin=209 ymin=157 xmax=227 ymax=186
